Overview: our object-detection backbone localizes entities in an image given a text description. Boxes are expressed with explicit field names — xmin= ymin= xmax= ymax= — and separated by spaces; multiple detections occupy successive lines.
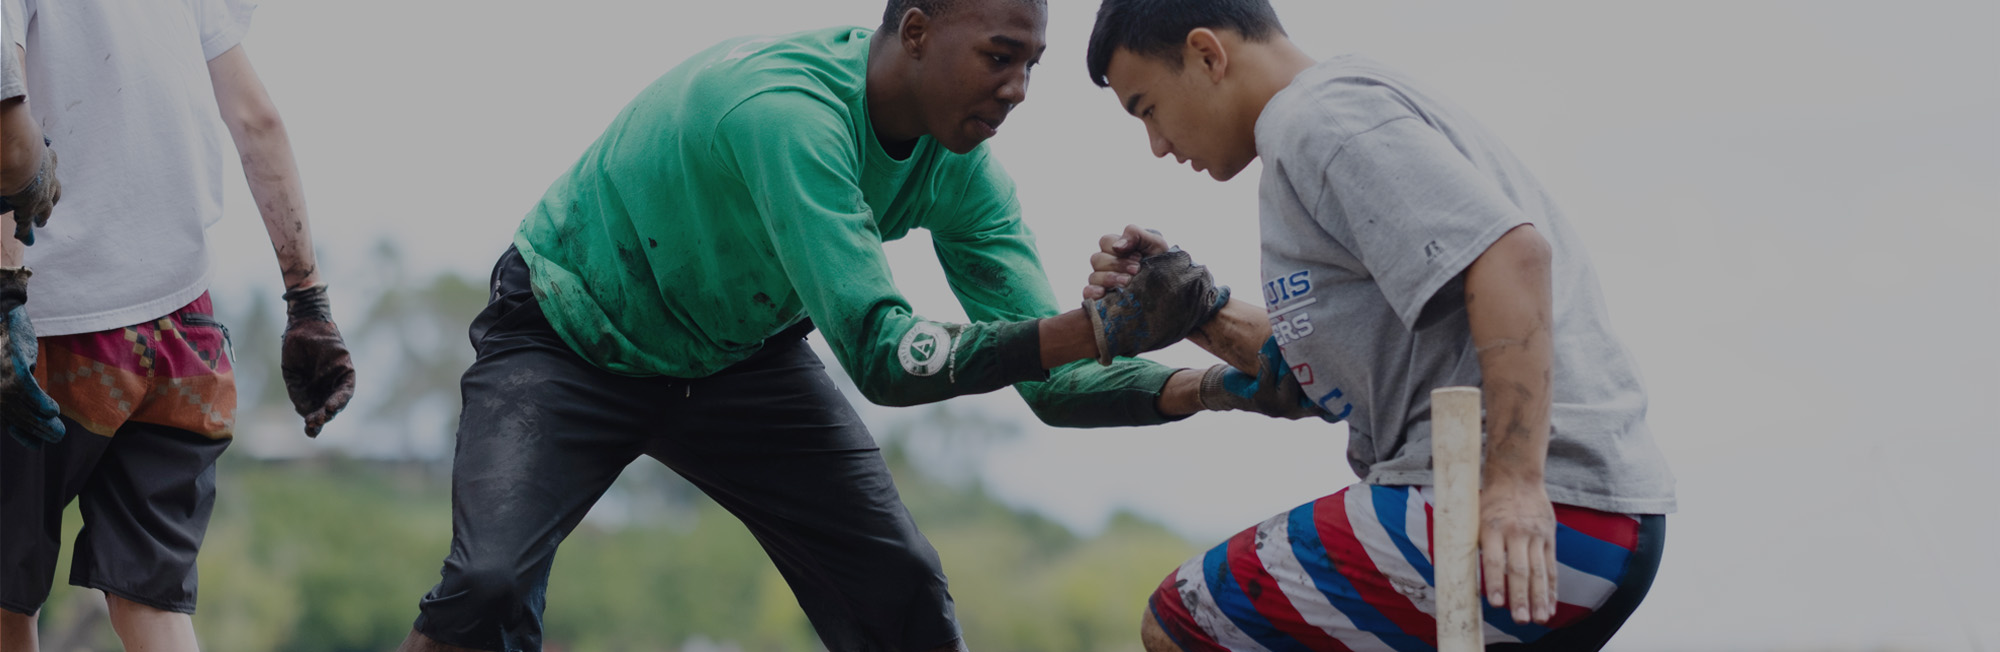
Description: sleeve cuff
xmin=990 ymin=318 xmax=1050 ymax=386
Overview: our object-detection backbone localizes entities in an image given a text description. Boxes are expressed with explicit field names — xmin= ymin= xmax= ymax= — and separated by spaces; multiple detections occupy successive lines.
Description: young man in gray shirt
xmin=1074 ymin=0 xmax=1674 ymax=649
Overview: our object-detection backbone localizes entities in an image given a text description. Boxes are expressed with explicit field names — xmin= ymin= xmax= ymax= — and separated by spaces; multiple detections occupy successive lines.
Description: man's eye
xmin=1142 ymin=108 xmax=1154 ymax=119
xmin=990 ymin=54 xmax=1012 ymax=65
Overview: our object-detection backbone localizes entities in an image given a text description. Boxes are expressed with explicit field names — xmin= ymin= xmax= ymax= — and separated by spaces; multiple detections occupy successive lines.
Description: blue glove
xmin=1196 ymin=337 xmax=1333 ymax=421
xmin=1 ymin=269 xmax=66 ymax=447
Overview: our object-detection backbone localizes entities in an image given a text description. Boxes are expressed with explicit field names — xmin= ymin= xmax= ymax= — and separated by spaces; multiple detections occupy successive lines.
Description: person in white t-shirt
xmin=0 ymin=13 xmax=63 ymax=449
xmin=0 ymin=1 xmax=357 ymax=650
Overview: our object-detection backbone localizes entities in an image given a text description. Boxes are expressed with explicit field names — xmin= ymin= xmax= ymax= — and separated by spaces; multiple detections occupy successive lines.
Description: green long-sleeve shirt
xmin=513 ymin=26 xmax=1179 ymax=426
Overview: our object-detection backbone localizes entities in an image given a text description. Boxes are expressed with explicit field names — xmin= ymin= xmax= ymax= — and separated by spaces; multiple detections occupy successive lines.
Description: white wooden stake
xmin=1432 ymin=386 xmax=1485 ymax=652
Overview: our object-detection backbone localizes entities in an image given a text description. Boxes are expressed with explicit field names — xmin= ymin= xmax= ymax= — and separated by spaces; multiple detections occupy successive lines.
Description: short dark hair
xmin=880 ymin=0 xmax=1046 ymax=31
xmin=882 ymin=0 xmax=961 ymax=29
xmin=1085 ymin=0 xmax=1286 ymax=87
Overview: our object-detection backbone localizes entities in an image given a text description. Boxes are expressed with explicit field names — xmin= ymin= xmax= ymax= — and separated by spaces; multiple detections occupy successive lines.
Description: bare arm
xmin=1463 ymin=223 xmax=1558 ymax=625
xmin=207 ymin=44 xmax=319 ymax=290
xmin=2 ymin=43 xmax=46 ymax=265
xmin=0 ymin=46 xmax=39 ymax=192
xmin=208 ymin=44 xmax=354 ymax=438
xmin=1187 ymin=299 xmax=1271 ymax=373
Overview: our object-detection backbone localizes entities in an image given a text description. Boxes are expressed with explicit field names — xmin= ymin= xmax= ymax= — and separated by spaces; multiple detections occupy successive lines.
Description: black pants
xmin=1 ymin=419 xmax=228 ymax=615
xmin=413 ymin=248 xmax=958 ymax=652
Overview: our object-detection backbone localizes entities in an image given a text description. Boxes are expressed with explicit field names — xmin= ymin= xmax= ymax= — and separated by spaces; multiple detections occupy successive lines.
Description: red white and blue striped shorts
xmin=1150 ymin=482 xmax=1644 ymax=651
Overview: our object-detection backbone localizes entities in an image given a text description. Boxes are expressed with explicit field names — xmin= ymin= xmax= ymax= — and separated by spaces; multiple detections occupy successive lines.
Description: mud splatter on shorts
xmin=1150 ymin=483 xmax=1665 ymax=651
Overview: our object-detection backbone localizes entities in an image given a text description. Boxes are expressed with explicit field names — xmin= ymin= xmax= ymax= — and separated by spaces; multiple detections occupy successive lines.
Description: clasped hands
xmin=1080 ymin=225 xmax=1322 ymax=421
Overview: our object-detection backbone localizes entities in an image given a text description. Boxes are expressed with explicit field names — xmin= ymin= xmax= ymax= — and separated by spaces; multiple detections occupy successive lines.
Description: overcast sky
xmin=186 ymin=1 xmax=2000 ymax=649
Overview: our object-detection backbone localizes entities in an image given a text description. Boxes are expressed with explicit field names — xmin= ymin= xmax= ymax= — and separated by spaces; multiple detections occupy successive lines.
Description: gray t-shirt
xmin=1256 ymin=55 xmax=1675 ymax=515
xmin=1 ymin=0 xmax=23 ymax=100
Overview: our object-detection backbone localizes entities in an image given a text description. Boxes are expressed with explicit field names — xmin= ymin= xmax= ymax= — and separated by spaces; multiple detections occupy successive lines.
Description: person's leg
xmin=0 ymin=608 xmax=38 ymax=652
xmin=1147 ymin=484 xmax=1657 ymax=651
xmin=103 ymin=592 xmax=198 ymax=652
xmin=1 ymin=411 xmax=114 ymax=651
xmin=406 ymin=248 xmax=655 ymax=652
xmin=1139 ymin=605 xmax=1184 ymax=652
xmin=397 ymin=630 xmax=481 ymax=652
xmin=645 ymin=330 xmax=962 ymax=652
xmin=66 ymin=421 xmax=228 ymax=651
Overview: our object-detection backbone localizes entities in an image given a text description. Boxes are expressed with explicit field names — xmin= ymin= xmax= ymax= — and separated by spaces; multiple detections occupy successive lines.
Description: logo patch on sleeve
xmin=898 ymin=321 xmax=952 ymax=377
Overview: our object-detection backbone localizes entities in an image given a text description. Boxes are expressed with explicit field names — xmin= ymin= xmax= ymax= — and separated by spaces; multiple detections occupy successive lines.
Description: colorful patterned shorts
xmin=1151 ymin=483 xmax=1655 ymax=651
xmin=32 ymin=292 xmax=236 ymax=438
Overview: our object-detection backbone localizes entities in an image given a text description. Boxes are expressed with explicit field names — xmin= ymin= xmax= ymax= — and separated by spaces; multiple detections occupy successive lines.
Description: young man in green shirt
xmin=398 ymin=1 xmax=1290 ymax=650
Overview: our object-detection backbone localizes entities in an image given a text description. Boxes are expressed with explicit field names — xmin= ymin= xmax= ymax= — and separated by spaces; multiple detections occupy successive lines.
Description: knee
xmin=448 ymin=560 xmax=532 ymax=615
xmin=102 ymin=592 xmax=155 ymax=619
xmin=1140 ymin=605 xmax=1181 ymax=652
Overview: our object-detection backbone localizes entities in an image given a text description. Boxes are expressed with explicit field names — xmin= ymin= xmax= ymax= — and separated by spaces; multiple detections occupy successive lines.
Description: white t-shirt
xmin=0 ymin=8 xmax=21 ymax=101
xmin=1256 ymin=55 xmax=1675 ymax=515
xmin=6 ymin=0 xmax=253 ymax=335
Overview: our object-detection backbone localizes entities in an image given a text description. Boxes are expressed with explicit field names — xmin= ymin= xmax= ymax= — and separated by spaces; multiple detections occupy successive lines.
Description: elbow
xmin=1025 ymin=403 xmax=1071 ymax=428
xmin=855 ymin=371 xmax=925 ymax=408
xmin=859 ymin=386 xmax=919 ymax=408
xmin=232 ymin=104 xmax=286 ymax=143
xmin=1016 ymin=384 xmax=1080 ymax=428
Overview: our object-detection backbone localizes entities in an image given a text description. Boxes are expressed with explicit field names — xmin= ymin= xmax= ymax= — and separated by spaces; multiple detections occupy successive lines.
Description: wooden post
xmin=1432 ymin=386 xmax=1484 ymax=651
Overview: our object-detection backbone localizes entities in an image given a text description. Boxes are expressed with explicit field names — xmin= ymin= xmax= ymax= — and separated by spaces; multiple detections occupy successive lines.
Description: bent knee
xmin=1140 ymin=606 xmax=1181 ymax=652
xmin=448 ymin=561 xmax=534 ymax=614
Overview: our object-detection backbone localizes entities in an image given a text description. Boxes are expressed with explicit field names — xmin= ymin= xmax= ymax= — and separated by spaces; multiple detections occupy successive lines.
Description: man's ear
xmin=899 ymin=8 xmax=931 ymax=59
xmin=1185 ymin=28 xmax=1229 ymax=84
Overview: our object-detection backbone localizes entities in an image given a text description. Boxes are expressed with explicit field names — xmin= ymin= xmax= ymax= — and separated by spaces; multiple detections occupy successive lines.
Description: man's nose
xmin=997 ymin=69 xmax=1028 ymax=107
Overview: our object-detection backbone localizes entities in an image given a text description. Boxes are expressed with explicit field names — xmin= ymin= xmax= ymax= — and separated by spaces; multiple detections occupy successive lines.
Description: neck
xmin=866 ymin=36 xmax=926 ymax=154
xmin=1237 ymin=37 xmax=1318 ymax=147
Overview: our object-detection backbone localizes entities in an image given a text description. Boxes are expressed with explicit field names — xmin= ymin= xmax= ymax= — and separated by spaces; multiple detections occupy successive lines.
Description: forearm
xmin=1037 ymin=309 xmax=1098 ymax=369
xmin=0 ymin=104 xmax=40 ymax=192
xmin=232 ymin=113 xmax=319 ymax=289
xmin=1464 ymin=225 xmax=1554 ymax=486
xmin=1035 ymin=301 xmax=1202 ymax=418
xmin=211 ymin=47 xmax=318 ymax=290
xmin=1187 ymin=298 xmax=1272 ymax=372
xmin=1018 ymin=357 xmax=1195 ymax=426
xmin=2 ymin=97 xmax=41 ymax=265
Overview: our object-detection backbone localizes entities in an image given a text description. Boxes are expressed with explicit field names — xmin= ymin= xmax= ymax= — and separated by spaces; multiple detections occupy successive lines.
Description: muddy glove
xmin=1197 ymin=337 xmax=1328 ymax=420
xmin=1083 ymin=247 xmax=1229 ymax=365
xmin=280 ymin=284 xmax=355 ymax=437
xmin=0 ymin=141 xmax=61 ymax=245
xmin=1 ymin=268 xmax=66 ymax=447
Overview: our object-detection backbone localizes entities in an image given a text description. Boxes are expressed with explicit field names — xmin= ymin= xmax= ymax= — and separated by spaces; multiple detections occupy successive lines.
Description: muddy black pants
xmin=412 ymin=248 xmax=958 ymax=652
